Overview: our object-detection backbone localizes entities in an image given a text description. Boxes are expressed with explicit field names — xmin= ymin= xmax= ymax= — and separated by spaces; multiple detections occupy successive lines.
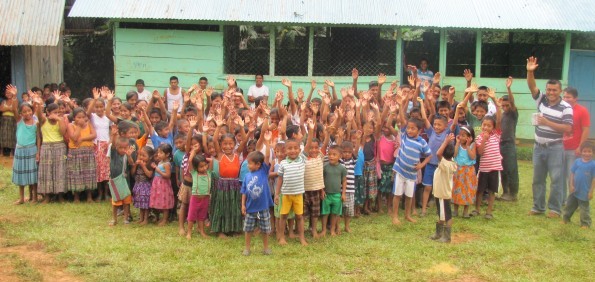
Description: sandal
xmin=124 ymin=220 xmax=131 ymax=225
xmin=263 ymin=249 xmax=272 ymax=256
xmin=484 ymin=214 xmax=494 ymax=220
xmin=108 ymin=220 xmax=116 ymax=226
xmin=242 ymin=250 xmax=251 ymax=256
xmin=470 ymin=210 xmax=480 ymax=217
xmin=462 ymin=214 xmax=471 ymax=219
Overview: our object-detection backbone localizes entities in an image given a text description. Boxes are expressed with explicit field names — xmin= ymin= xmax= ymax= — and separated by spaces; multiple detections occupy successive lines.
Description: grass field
xmin=0 ymin=160 xmax=593 ymax=281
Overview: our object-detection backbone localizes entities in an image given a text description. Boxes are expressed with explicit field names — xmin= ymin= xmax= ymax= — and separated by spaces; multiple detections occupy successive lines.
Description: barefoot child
xmin=563 ymin=142 xmax=595 ymax=228
xmin=186 ymin=152 xmax=212 ymax=239
xmin=88 ymin=88 xmax=112 ymax=201
xmin=303 ymin=119 xmax=325 ymax=238
xmin=132 ymin=146 xmax=155 ymax=225
xmin=241 ymin=134 xmax=274 ymax=255
xmin=66 ymin=108 xmax=97 ymax=203
xmin=452 ymin=125 xmax=477 ymax=218
xmin=321 ymin=145 xmax=347 ymax=237
xmin=150 ymin=144 xmax=175 ymax=226
xmin=108 ymin=136 xmax=135 ymax=226
xmin=11 ymin=88 xmax=38 ymax=204
xmin=37 ymin=103 xmax=67 ymax=203
xmin=340 ymin=141 xmax=356 ymax=232
xmin=429 ymin=134 xmax=457 ymax=243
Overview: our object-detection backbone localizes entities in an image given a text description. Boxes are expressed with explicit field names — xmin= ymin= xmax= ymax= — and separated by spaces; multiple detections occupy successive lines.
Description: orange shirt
xmin=68 ymin=124 xmax=94 ymax=149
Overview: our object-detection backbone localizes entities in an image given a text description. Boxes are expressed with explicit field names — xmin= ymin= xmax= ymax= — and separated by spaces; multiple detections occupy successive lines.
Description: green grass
xmin=0 ymin=161 xmax=594 ymax=281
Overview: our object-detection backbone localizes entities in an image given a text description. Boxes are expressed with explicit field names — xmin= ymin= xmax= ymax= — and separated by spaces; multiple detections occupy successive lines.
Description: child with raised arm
xmin=37 ymin=102 xmax=68 ymax=204
xmin=87 ymin=87 xmax=112 ymax=201
xmin=474 ymin=89 xmax=503 ymax=219
xmin=302 ymin=118 xmax=326 ymax=238
xmin=429 ymin=134 xmax=457 ymax=243
xmin=499 ymin=77 xmax=519 ymax=201
xmin=186 ymin=148 xmax=212 ymax=239
xmin=241 ymin=131 xmax=274 ymax=255
xmin=563 ymin=142 xmax=595 ymax=228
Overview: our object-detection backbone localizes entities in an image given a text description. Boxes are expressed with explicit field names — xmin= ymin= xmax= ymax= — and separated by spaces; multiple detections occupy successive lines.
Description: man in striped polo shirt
xmin=526 ymin=56 xmax=573 ymax=218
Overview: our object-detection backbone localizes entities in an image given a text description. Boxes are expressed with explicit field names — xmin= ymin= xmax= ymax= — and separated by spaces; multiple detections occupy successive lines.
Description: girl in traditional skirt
xmin=0 ymin=85 xmax=18 ymax=157
xmin=211 ymin=115 xmax=248 ymax=238
xmin=362 ymin=119 xmax=380 ymax=215
xmin=11 ymin=89 xmax=38 ymax=204
xmin=452 ymin=126 xmax=477 ymax=218
xmin=150 ymin=143 xmax=174 ymax=226
xmin=377 ymin=114 xmax=400 ymax=214
xmin=66 ymin=108 xmax=97 ymax=203
xmin=37 ymin=103 xmax=67 ymax=204
xmin=88 ymin=88 xmax=112 ymax=201
xmin=132 ymin=146 xmax=155 ymax=225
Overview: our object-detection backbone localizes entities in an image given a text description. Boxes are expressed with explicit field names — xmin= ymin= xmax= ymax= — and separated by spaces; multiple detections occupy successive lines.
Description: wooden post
xmin=439 ymin=30 xmax=447 ymax=76
xmin=269 ymin=26 xmax=276 ymax=77
xmin=396 ymin=28 xmax=402 ymax=82
xmin=308 ymin=27 xmax=314 ymax=77
xmin=475 ymin=30 xmax=482 ymax=78
xmin=561 ymin=32 xmax=572 ymax=83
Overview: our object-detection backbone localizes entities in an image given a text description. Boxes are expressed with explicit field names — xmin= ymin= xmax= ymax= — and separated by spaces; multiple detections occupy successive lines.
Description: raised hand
xmin=377 ymin=73 xmax=387 ymax=85
xmin=447 ymin=133 xmax=455 ymax=142
xmin=422 ymin=80 xmax=431 ymax=93
xmin=324 ymin=79 xmax=335 ymax=88
xmin=214 ymin=116 xmax=224 ymax=127
xmin=463 ymin=69 xmax=473 ymax=82
xmin=307 ymin=119 xmax=315 ymax=130
xmin=389 ymin=102 xmax=398 ymax=113
xmin=369 ymin=102 xmax=379 ymax=111
xmin=248 ymin=122 xmax=256 ymax=133
xmin=416 ymin=97 xmax=424 ymax=104
xmin=205 ymin=87 xmax=213 ymax=97
xmin=106 ymin=90 xmax=115 ymax=101
xmin=310 ymin=80 xmax=316 ymax=90
xmin=352 ymin=68 xmax=359 ymax=80
xmin=52 ymin=90 xmax=61 ymax=100
xmin=487 ymin=88 xmax=497 ymax=99
xmin=407 ymin=75 xmax=416 ymax=87
xmin=275 ymin=90 xmax=284 ymax=102
xmin=264 ymin=130 xmax=272 ymax=142
xmin=526 ymin=57 xmax=539 ymax=72
xmin=506 ymin=76 xmax=513 ymax=88
xmin=390 ymin=80 xmax=398 ymax=91
xmin=282 ymin=78 xmax=292 ymax=88
xmin=347 ymin=87 xmax=355 ymax=97
xmin=449 ymin=86 xmax=455 ymax=96
xmin=202 ymin=121 xmax=210 ymax=132
xmin=317 ymin=90 xmax=326 ymax=97
xmin=346 ymin=110 xmax=354 ymax=121
xmin=367 ymin=112 xmax=374 ymax=122
xmin=92 ymin=87 xmax=100 ymax=99
xmin=234 ymin=116 xmax=244 ymax=127
xmin=152 ymin=90 xmax=161 ymax=99
xmin=297 ymin=88 xmax=305 ymax=101
xmin=172 ymin=100 xmax=180 ymax=112
xmin=465 ymin=83 xmax=479 ymax=93
xmin=183 ymin=91 xmax=190 ymax=103
xmin=188 ymin=116 xmax=198 ymax=128
xmin=101 ymin=87 xmax=110 ymax=99
xmin=340 ymin=88 xmax=347 ymax=98
xmin=433 ymin=72 xmax=441 ymax=85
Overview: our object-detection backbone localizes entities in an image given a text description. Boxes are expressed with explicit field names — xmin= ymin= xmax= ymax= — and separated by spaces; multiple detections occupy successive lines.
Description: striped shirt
xmin=476 ymin=130 xmax=503 ymax=172
xmin=340 ymin=158 xmax=357 ymax=193
xmin=278 ymin=155 xmax=306 ymax=195
xmin=393 ymin=132 xmax=431 ymax=180
xmin=534 ymin=91 xmax=573 ymax=144
xmin=303 ymin=153 xmax=324 ymax=191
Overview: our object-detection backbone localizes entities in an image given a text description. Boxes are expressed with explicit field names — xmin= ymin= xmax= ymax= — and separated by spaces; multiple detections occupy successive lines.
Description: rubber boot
xmin=429 ymin=223 xmax=444 ymax=240
xmin=439 ymin=226 xmax=451 ymax=243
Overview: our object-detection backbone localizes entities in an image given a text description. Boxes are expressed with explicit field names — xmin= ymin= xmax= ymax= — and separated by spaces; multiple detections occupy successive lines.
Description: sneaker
xmin=500 ymin=194 xmax=514 ymax=202
xmin=484 ymin=214 xmax=494 ymax=220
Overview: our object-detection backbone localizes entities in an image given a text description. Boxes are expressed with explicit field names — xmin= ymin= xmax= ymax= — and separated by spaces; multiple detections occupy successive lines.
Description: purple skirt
xmin=133 ymin=181 xmax=151 ymax=209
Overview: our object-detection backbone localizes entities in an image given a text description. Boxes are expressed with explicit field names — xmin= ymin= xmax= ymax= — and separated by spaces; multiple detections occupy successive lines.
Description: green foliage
xmin=517 ymin=146 xmax=533 ymax=161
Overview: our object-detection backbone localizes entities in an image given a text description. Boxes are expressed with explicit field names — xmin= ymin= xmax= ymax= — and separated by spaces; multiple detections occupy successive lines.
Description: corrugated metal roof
xmin=0 ymin=0 xmax=65 ymax=46
xmin=68 ymin=0 xmax=595 ymax=32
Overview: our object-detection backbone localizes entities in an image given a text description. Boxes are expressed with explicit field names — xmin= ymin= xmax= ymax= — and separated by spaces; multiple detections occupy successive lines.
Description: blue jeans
xmin=562 ymin=150 xmax=577 ymax=203
xmin=532 ymin=143 xmax=564 ymax=214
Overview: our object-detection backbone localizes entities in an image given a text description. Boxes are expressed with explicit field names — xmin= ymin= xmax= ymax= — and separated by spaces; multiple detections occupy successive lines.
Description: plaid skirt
xmin=452 ymin=165 xmax=478 ymax=206
xmin=150 ymin=175 xmax=174 ymax=210
xmin=133 ymin=181 xmax=151 ymax=209
xmin=37 ymin=142 xmax=67 ymax=194
xmin=12 ymin=144 xmax=38 ymax=186
xmin=67 ymin=147 xmax=97 ymax=192
xmin=0 ymin=116 xmax=16 ymax=149
xmin=363 ymin=160 xmax=378 ymax=200
xmin=95 ymin=141 xmax=110 ymax=182
xmin=209 ymin=177 xmax=243 ymax=233
xmin=379 ymin=164 xmax=395 ymax=194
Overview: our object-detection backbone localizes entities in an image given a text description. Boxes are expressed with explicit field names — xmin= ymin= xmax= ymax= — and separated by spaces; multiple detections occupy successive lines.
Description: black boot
xmin=429 ymin=223 xmax=443 ymax=240
xmin=439 ymin=226 xmax=451 ymax=243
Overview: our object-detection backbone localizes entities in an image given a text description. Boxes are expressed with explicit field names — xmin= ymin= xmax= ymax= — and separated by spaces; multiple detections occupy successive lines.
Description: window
xmin=224 ymin=25 xmax=270 ymax=75
xmin=481 ymin=32 xmax=565 ymax=79
xmin=313 ymin=27 xmax=395 ymax=76
xmin=275 ymin=26 xmax=309 ymax=76
xmin=446 ymin=31 xmax=476 ymax=76
xmin=402 ymin=29 xmax=440 ymax=78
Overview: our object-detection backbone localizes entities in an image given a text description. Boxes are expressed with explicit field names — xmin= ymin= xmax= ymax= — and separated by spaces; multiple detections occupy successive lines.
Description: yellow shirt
xmin=41 ymin=121 xmax=64 ymax=143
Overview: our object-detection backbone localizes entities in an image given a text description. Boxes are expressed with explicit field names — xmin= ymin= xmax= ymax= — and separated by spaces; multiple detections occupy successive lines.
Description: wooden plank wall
xmin=23 ymin=38 xmax=63 ymax=89
xmin=114 ymin=27 xmax=223 ymax=95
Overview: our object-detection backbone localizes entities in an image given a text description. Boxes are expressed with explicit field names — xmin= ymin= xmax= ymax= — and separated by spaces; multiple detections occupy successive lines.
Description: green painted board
xmin=115 ymin=42 xmax=223 ymax=61
xmin=115 ymin=28 xmax=223 ymax=46
xmin=115 ymin=71 xmax=220 ymax=89
xmin=115 ymin=56 xmax=223 ymax=74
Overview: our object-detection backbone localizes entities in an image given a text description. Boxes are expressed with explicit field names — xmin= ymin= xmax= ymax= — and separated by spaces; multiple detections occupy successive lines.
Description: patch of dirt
xmin=0 ymin=226 xmax=80 ymax=282
xmin=0 ymin=215 xmax=24 ymax=224
xmin=428 ymin=262 xmax=459 ymax=274
xmin=449 ymin=275 xmax=486 ymax=282
xmin=451 ymin=232 xmax=479 ymax=244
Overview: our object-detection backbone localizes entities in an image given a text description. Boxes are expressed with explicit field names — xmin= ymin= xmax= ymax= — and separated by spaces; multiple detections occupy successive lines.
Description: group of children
xmin=3 ymin=60 xmax=591 ymax=255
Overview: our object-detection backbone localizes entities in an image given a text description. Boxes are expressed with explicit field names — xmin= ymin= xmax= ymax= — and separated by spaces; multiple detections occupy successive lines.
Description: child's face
xmin=308 ymin=141 xmax=319 ymax=157
xmin=433 ymin=119 xmax=447 ymax=134
xmin=350 ymin=134 xmax=359 ymax=145
xmin=174 ymin=138 xmax=186 ymax=151
xmin=406 ymin=121 xmax=420 ymax=138
xmin=120 ymin=106 xmax=131 ymax=119
xmin=410 ymin=112 xmax=421 ymax=120
xmin=191 ymin=139 xmax=201 ymax=153
xmin=157 ymin=127 xmax=170 ymax=138
xmin=125 ymin=128 xmax=138 ymax=139
xmin=20 ymin=106 xmax=33 ymax=121
xmin=363 ymin=123 xmax=374 ymax=136
xmin=74 ymin=112 xmax=87 ymax=126
xmin=178 ymin=121 xmax=190 ymax=135
xmin=155 ymin=149 xmax=165 ymax=161
xmin=221 ymin=137 xmax=235 ymax=155
xmin=328 ymin=149 xmax=341 ymax=164
xmin=342 ymin=148 xmax=352 ymax=160
xmin=136 ymin=100 xmax=147 ymax=111
xmin=127 ymin=96 xmax=138 ymax=106
xmin=116 ymin=142 xmax=128 ymax=156
xmin=207 ymin=142 xmax=216 ymax=156
xmin=197 ymin=162 xmax=209 ymax=173
xmin=136 ymin=84 xmax=145 ymax=92
xmin=112 ymin=100 xmax=121 ymax=114
xmin=149 ymin=113 xmax=161 ymax=125
xmin=22 ymin=94 xmax=30 ymax=101
xmin=501 ymin=100 xmax=512 ymax=113
xmin=275 ymin=146 xmax=286 ymax=160
xmin=481 ymin=119 xmax=495 ymax=134
xmin=477 ymin=90 xmax=488 ymax=102
xmin=473 ymin=107 xmax=487 ymax=120
xmin=457 ymin=108 xmax=466 ymax=121
xmin=270 ymin=112 xmax=279 ymax=126
xmin=459 ymin=131 xmax=471 ymax=144
xmin=285 ymin=142 xmax=300 ymax=159
xmin=94 ymin=102 xmax=105 ymax=116
xmin=382 ymin=126 xmax=392 ymax=137
xmin=248 ymin=160 xmax=261 ymax=172
xmin=438 ymin=107 xmax=450 ymax=118
xmin=369 ymin=86 xmax=379 ymax=97
xmin=581 ymin=147 xmax=593 ymax=161
xmin=247 ymin=143 xmax=256 ymax=153
xmin=138 ymin=149 xmax=150 ymax=162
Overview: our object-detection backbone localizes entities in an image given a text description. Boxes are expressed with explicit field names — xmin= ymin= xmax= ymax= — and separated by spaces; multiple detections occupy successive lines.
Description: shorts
xmin=274 ymin=195 xmax=295 ymax=219
xmin=478 ymin=171 xmax=500 ymax=194
xmin=342 ymin=192 xmax=355 ymax=217
xmin=321 ymin=193 xmax=343 ymax=216
xmin=281 ymin=194 xmax=304 ymax=215
xmin=243 ymin=210 xmax=272 ymax=233
xmin=393 ymin=172 xmax=416 ymax=198
xmin=178 ymin=182 xmax=192 ymax=204
xmin=422 ymin=163 xmax=438 ymax=186
xmin=304 ymin=190 xmax=322 ymax=217
xmin=187 ymin=195 xmax=209 ymax=222
xmin=112 ymin=195 xmax=132 ymax=206
xmin=435 ymin=198 xmax=452 ymax=222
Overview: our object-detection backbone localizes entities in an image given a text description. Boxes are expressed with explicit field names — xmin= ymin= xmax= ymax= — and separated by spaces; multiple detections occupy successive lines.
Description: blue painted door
xmin=568 ymin=50 xmax=595 ymax=138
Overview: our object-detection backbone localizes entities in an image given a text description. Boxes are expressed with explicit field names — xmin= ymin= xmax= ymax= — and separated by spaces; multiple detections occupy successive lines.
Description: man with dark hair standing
xmin=247 ymin=74 xmax=269 ymax=108
xmin=562 ymin=86 xmax=590 ymax=203
xmin=526 ymin=56 xmax=573 ymax=218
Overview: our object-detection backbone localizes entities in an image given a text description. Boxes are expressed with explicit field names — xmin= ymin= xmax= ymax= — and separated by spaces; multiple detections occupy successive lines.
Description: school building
xmin=69 ymin=0 xmax=595 ymax=140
